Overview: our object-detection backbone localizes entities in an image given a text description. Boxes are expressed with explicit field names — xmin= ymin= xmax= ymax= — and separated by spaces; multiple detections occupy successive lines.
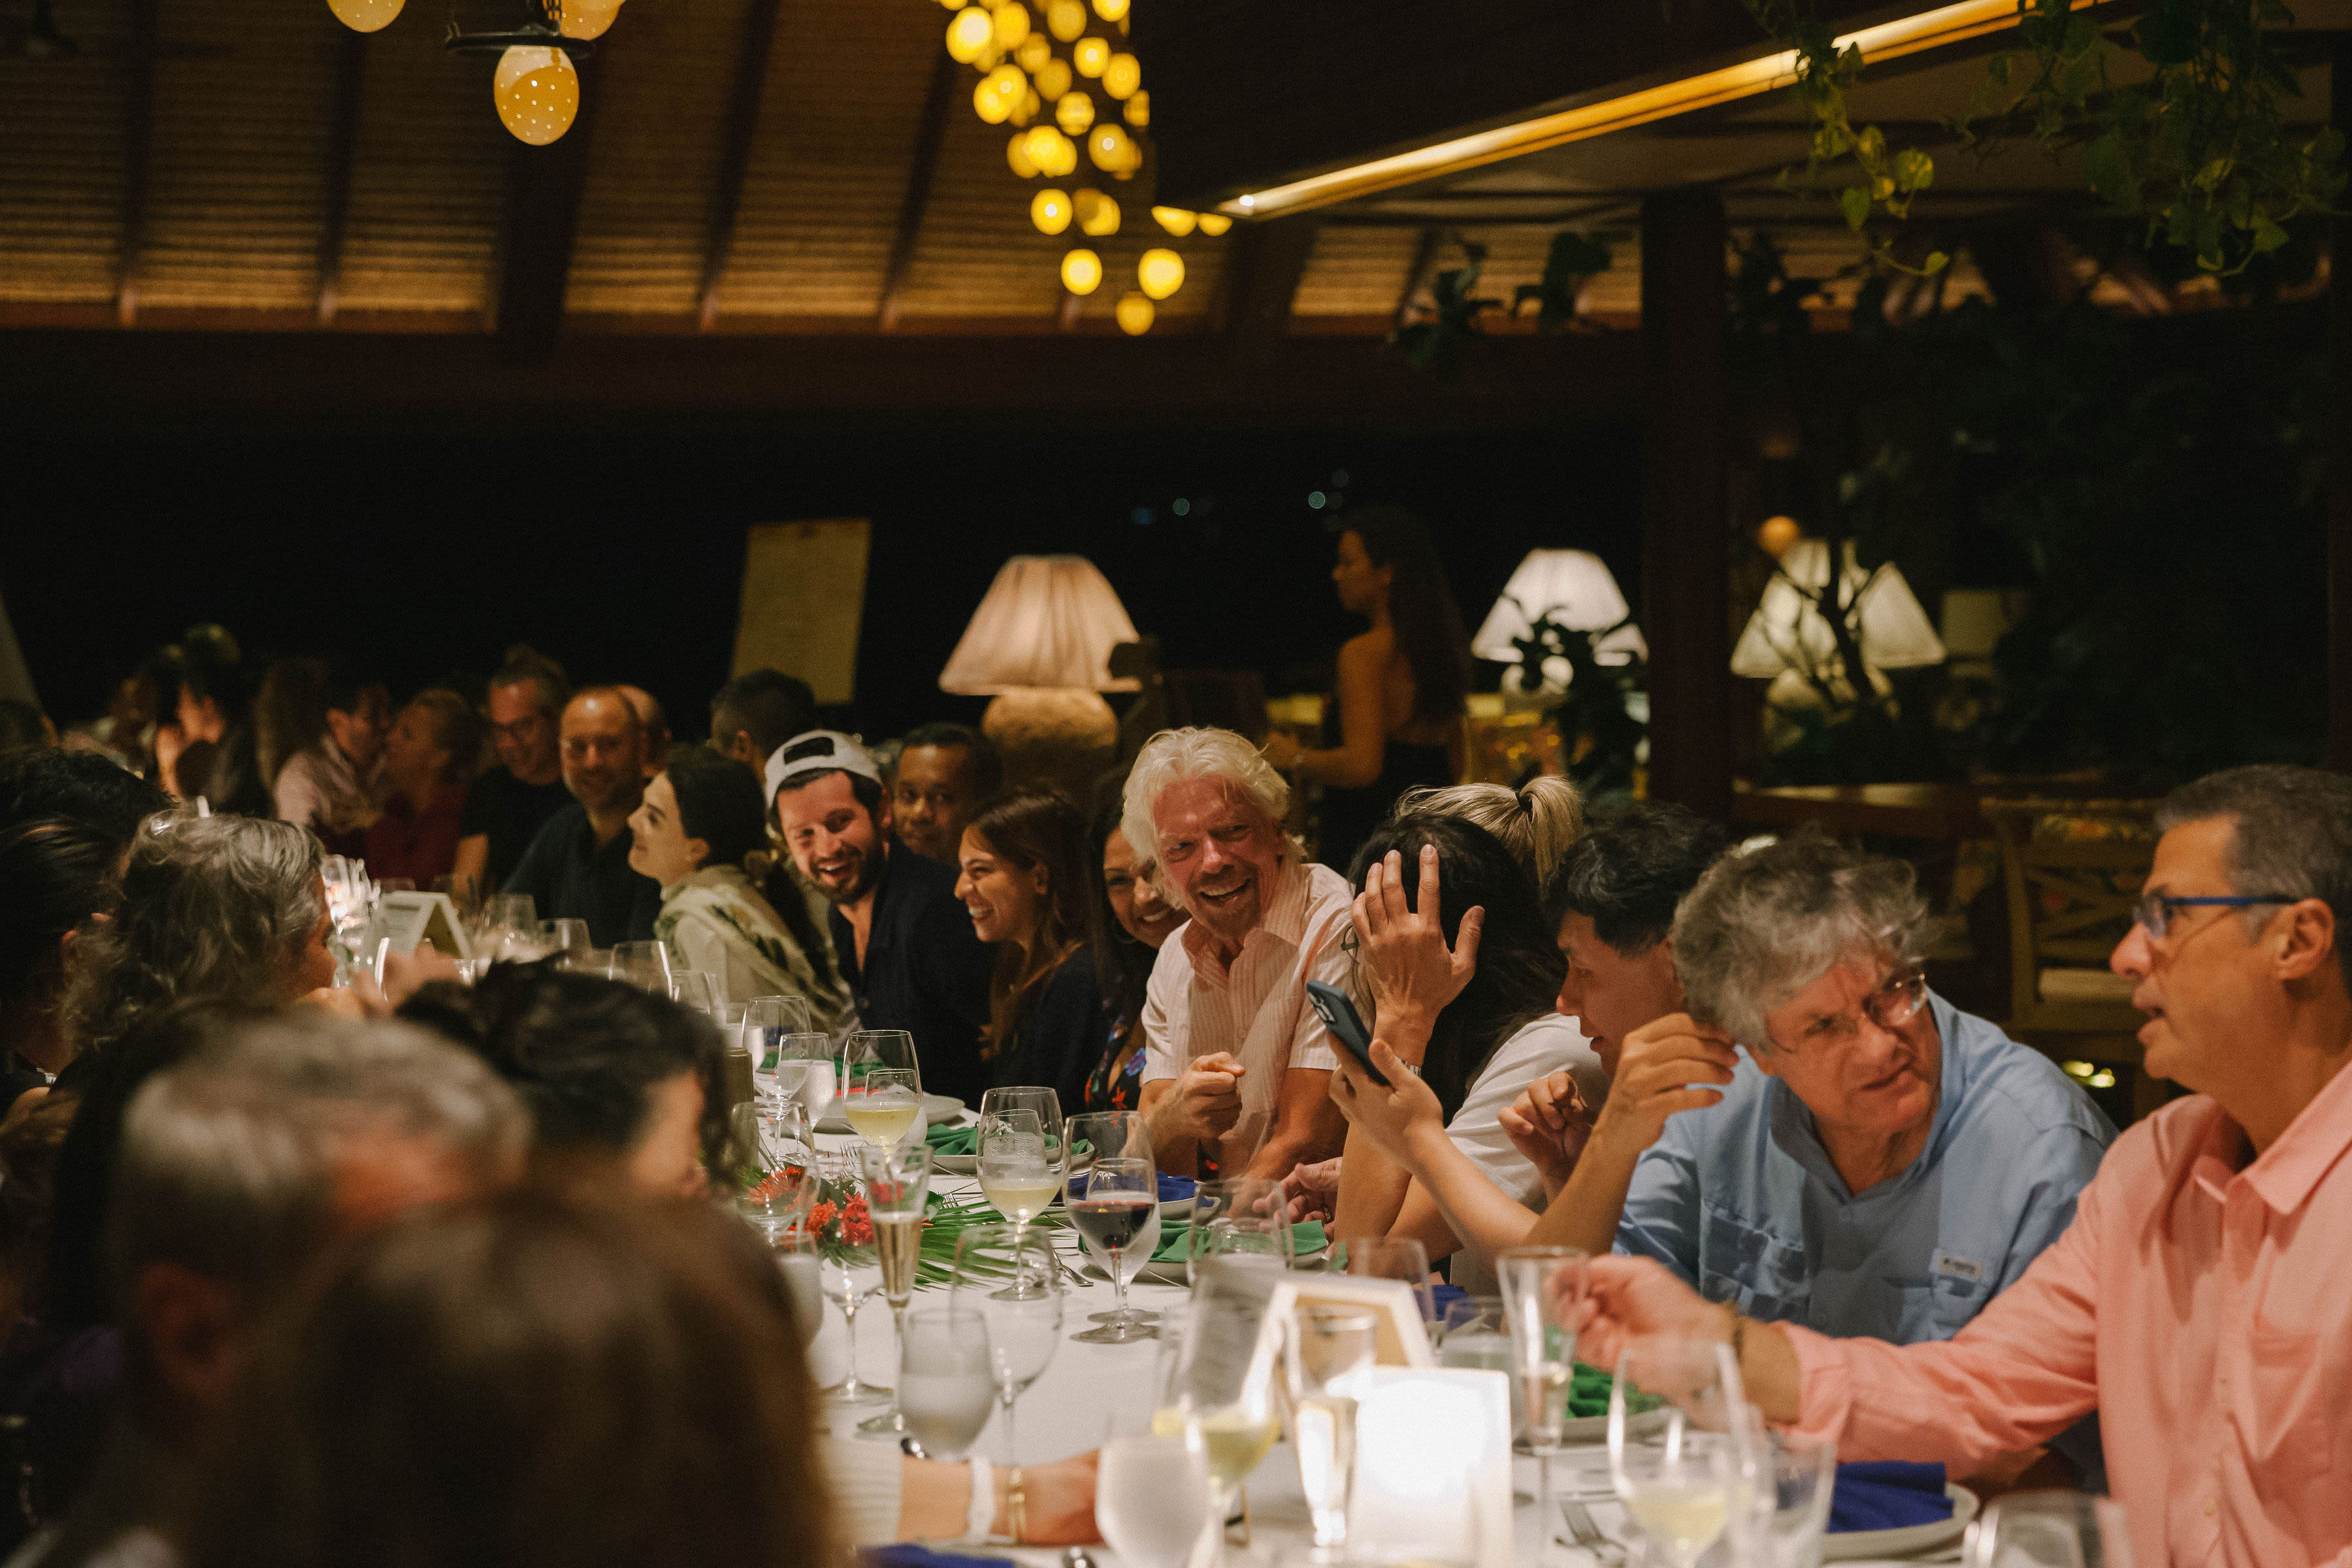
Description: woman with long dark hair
xmin=1262 ymin=508 xmax=1472 ymax=877
xmin=1083 ymin=798 xmax=1185 ymax=1113
xmin=953 ymin=790 xmax=1101 ymax=1111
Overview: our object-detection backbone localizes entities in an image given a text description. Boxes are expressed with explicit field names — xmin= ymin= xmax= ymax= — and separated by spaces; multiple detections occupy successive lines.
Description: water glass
xmin=433 ymin=874 xmax=483 ymax=925
xmin=1098 ymin=1431 xmax=1215 ymax=1568
xmin=1435 ymin=1294 xmax=1523 ymax=1433
xmin=728 ymin=1099 xmax=814 ymax=1241
xmin=611 ymin=940 xmax=672 ymax=992
xmin=771 ymin=1219 xmax=825 ymax=1349
xmin=1189 ymin=1177 xmax=1294 ymax=1269
xmin=1961 ymin=1490 xmax=2136 ymax=1568
xmin=1068 ymin=1155 xmax=1159 ymax=1343
xmin=1338 ymin=1235 xmax=1433 ymax=1324
xmin=1741 ymin=1413 xmax=1838 ymax=1568
xmin=779 ymin=1032 xmax=834 ymax=1123
xmin=745 ymin=994 xmax=815 ymax=1096
xmin=855 ymin=1143 xmax=936 ymax=1439
xmin=668 ymin=969 xmax=721 ymax=1013
xmin=899 ymin=1307 xmax=998 ymax=1463
xmin=1607 ymin=1337 xmax=1752 ymax=1568
xmin=1286 ymin=1306 xmax=1379 ymax=1561
xmin=1501 ymin=1246 xmax=1588 ymax=1563
xmin=950 ymin=1225 xmax=1064 ymax=1505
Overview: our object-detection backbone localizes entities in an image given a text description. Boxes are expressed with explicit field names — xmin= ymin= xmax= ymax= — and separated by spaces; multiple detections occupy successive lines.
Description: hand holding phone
xmin=1305 ymin=979 xmax=1392 ymax=1088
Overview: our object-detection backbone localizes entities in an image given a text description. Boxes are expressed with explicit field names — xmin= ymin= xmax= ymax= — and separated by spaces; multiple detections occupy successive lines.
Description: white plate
xmin=1085 ymin=1245 xmax=1331 ymax=1288
xmin=932 ymin=1153 xmax=978 ymax=1175
xmin=815 ymin=1093 xmax=964 ymax=1136
xmin=1530 ymin=1405 xmax=1671 ymax=1448
xmin=1818 ymin=1483 xmax=1977 ymax=1562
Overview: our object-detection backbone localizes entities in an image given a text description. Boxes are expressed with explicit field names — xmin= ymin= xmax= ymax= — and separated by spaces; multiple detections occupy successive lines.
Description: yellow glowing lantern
xmin=1088 ymin=123 xmax=1136 ymax=172
xmin=985 ymin=63 xmax=1026 ymax=101
xmin=993 ymin=2 xmax=1029 ymax=47
xmin=1092 ymin=0 xmax=1128 ymax=17
xmin=1195 ymin=210 xmax=1230 ymax=236
xmin=974 ymin=80 xmax=1013 ymax=123
xmin=1045 ymin=0 xmax=1085 ymax=41
xmin=1006 ymin=132 xmax=1039 ymax=177
xmin=1115 ymin=290 xmax=1154 ymax=335
xmin=493 ymin=46 xmax=579 ymax=145
xmin=1073 ymin=188 xmax=1119 ymax=236
xmin=1102 ymin=52 xmax=1139 ymax=99
xmin=946 ymin=7 xmax=994 ymax=63
xmin=1073 ymin=35 xmax=1109 ymax=76
xmin=1030 ymin=188 xmax=1073 ymax=235
xmin=1054 ymin=90 xmax=1094 ymax=135
xmin=1151 ymin=206 xmax=1196 ymax=237
xmin=937 ymin=0 xmax=959 ymax=7
xmin=1123 ymin=88 xmax=1149 ymax=127
xmin=327 ymin=0 xmax=403 ymax=31
xmin=1035 ymin=57 xmax=1071 ymax=99
xmin=1015 ymin=33 xmax=1051 ymax=71
xmin=1012 ymin=88 xmax=1039 ymax=125
xmin=1061 ymin=248 xmax=1103 ymax=294
xmin=557 ymin=0 xmax=619 ymax=39
xmin=1137 ymin=248 xmax=1184 ymax=300
xmin=1757 ymin=515 xmax=1803 ymax=559
xmin=1027 ymin=125 xmax=1077 ymax=177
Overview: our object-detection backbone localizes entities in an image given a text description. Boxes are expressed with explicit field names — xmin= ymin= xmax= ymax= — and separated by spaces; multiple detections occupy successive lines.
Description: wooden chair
xmin=1984 ymin=798 xmax=2168 ymax=1122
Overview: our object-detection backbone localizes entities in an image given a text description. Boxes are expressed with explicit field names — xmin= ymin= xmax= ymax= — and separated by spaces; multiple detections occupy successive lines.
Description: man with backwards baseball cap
xmin=768 ymin=731 xmax=994 ymax=1105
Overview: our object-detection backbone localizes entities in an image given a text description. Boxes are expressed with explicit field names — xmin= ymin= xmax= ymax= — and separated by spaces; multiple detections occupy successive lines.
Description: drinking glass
xmin=611 ymin=940 xmax=672 ymax=992
xmin=1607 ymin=1337 xmax=1752 ymax=1568
xmin=1284 ymin=1305 xmax=1379 ymax=1563
xmin=813 ymin=1151 xmax=889 ymax=1407
xmin=1961 ymin=1491 xmax=2136 ymax=1568
xmin=1501 ymin=1245 xmax=1588 ymax=1566
xmin=847 ymin=1068 xmax=923 ymax=1147
xmin=668 ymin=969 xmax=720 ymax=1013
xmin=433 ymin=874 xmax=483 ymax=926
xmin=843 ymin=1028 xmax=920 ymax=1091
xmin=1068 ymin=1154 xmax=1160 ymax=1343
xmin=1066 ymin=1108 xmax=1149 ymax=1164
xmin=1188 ymin=1177 xmax=1295 ymax=1269
xmin=745 ymin=994 xmax=815 ymax=1102
xmin=976 ymin=1108 xmax=1059 ymax=1298
xmin=898 ymin=1307 xmax=998 ymax=1463
xmin=1339 ymin=1235 xmax=1433 ymax=1325
xmin=728 ymin=1098 xmax=815 ymax=1242
xmin=780 ymin=1032 xmax=835 ymax=1124
xmin=1154 ymin=1292 xmax=1281 ymax=1559
xmin=561 ymin=945 xmax=609 ymax=976
xmin=1435 ymin=1294 xmax=1522 ymax=1434
xmin=951 ymin=1224 xmax=1064 ymax=1537
xmin=1098 ymin=1430 xmax=1215 ymax=1568
xmin=772 ymin=1218 xmax=825 ymax=1349
xmin=855 ymin=1143 xmax=936 ymax=1439
xmin=978 ymin=1086 xmax=1066 ymax=1273
xmin=1740 ymin=1412 xmax=1838 ymax=1568
xmin=536 ymin=917 xmax=589 ymax=955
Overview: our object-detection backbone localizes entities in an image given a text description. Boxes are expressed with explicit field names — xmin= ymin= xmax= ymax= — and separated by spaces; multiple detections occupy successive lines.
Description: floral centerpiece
xmin=751 ymin=1162 xmax=1011 ymax=1291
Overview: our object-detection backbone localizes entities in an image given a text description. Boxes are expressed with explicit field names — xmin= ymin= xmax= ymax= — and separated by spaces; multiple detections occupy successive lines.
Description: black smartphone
xmin=1305 ymin=979 xmax=1391 ymax=1087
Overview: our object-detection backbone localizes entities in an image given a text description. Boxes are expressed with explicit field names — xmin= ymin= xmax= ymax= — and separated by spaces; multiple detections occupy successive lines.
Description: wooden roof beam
xmin=492 ymin=56 xmax=600 ymax=363
xmin=114 ymin=0 xmax=159 ymax=327
xmin=316 ymin=31 xmax=369 ymax=327
xmin=696 ymin=0 xmax=783 ymax=331
xmin=876 ymin=48 xmax=959 ymax=333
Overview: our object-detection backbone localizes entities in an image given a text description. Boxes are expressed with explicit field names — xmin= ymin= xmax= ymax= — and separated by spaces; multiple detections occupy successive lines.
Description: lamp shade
xmin=1470 ymin=550 xmax=1631 ymax=661
xmin=1729 ymin=539 xmax=1946 ymax=679
xmin=939 ymin=555 xmax=1141 ymax=694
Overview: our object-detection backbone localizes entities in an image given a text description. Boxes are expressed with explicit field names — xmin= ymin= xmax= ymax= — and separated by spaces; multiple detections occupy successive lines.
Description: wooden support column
xmin=696 ymin=0 xmax=783 ymax=331
xmin=876 ymin=49 xmax=958 ymax=333
xmin=1219 ymin=214 xmax=1317 ymax=344
xmin=1639 ymin=184 xmax=1733 ymax=819
xmin=493 ymin=56 xmax=600 ymax=363
xmin=2330 ymin=44 xmax=2352 ymax=770
xmin=114 ymin=0 xmax=160 ymax=326
xmin=316 ymin=30 xmax=369 ymax=326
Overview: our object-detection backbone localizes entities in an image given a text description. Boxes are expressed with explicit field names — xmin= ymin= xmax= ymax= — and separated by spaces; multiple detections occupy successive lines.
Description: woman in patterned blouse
xmin=1083 ymin=799 xmax=1186 ymax=1113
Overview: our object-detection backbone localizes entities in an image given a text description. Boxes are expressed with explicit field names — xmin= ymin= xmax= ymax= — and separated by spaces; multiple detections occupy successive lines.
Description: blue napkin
xmin=1829 ymin=1462 xmax=1951 ymax=1533
xmin=864 ymin=1547 xmax=1014 ymax=1568
xmin=1158 ymin=1173 xmax=1197 ymax=1203
xmin=1430 ymin=1282 xmax=1469 ymax=1322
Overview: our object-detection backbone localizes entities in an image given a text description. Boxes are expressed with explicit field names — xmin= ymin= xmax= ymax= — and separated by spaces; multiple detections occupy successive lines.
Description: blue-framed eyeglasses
xmin=2132 ymin=892 xmax=2299 ymax=939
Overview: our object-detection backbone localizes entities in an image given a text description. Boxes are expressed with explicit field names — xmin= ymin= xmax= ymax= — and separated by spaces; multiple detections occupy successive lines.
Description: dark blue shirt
xmin=502 ymin=801 xmax=661 ymax=949
xmin=829 ymin=845 xmax=994 ymax=1107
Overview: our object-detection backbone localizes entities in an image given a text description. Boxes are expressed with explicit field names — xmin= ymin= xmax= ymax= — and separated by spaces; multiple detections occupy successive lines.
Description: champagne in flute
xmin=874 ymin=1213 xmax=923 ymax=1303
xmin=1501 ymin=1245 xmax=1589 ymax=1565
xmin=855 ymin=1142 xmax=935 ymax=1439
xmin=1287 ymin=1306 xmax=1378 ymax=1561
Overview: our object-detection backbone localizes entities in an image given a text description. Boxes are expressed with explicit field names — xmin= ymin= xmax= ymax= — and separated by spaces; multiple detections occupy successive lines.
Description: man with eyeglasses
xmin=453 ymin=647 xmax=572 ymax=890
xmin=1574 ymin=765 xmax=2352 ymax=1567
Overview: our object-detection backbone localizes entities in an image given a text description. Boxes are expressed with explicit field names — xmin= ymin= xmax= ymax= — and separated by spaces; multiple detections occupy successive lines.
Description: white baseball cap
xmin=764 ymin=729 xmax=884 ymax=810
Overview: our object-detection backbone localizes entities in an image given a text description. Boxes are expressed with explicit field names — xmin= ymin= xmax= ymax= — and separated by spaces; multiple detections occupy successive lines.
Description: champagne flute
xmin=1607 ymin=1337 xmax=1752 ymax=1568
xmin=1501 ymin=1245 xmax=1588 ymax=1566
xmin=898 ymin=1307 xmax=998 ymax=1463
xmin=1068 ymin=1154 xmax=1159 ymax=1344
xmin=813 ymin=1151 xmax=888 ymax=1407
xmin=1961 ymin=1490 xmax=2136 ymax=1568
xmin=951 ymin=1224 xmax=1063 ymax=1540
xmin=1098 ymin=1426 xmax=1215 ymax=1568
xmin=728 ymin=1098 xmax=814 ymax=1242
xmin=855 ymin=1142 xmax=936 ymax=1439
xmin=847 ymin=1068 xmax=922 ymax=1147
xmin=1286 ymin=1305 xmax=1379 ymax=1563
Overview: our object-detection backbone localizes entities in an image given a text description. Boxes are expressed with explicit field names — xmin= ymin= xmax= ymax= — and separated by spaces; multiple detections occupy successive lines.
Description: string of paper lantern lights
xmin=327 ymin=0 xmax=616 ymax=147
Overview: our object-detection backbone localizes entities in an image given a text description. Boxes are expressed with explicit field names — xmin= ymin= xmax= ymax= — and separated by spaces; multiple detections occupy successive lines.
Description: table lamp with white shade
xmin=939 ymin=555 xmax=1139 ymax=798
xmin=1471 ymin=549 xmax=1647 ymax=694
xmin=1731 ymin=538 xmax=1945 ymax=709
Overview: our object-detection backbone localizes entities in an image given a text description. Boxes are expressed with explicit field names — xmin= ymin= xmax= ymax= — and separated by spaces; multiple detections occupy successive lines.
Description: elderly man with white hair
xmin=1125 ymin=727 xmax=1352 ymax=1179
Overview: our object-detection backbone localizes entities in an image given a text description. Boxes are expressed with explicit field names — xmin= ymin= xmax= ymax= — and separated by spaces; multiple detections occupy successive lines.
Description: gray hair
xmin=2157 ymin=764 xmax=2352 ymax=991
xmin=1121 ymin=728 xmax=1292 ymax=897
xmin=62 ymin=810 xmax=328 ymax=1056
xmin=1396 ymin=775 xmax=1586 ymax=887
xmin=1671 ymin=832 xmax=1927 ymax=1051
xmin=108 ymin=1012 xmax=525 ymax=1305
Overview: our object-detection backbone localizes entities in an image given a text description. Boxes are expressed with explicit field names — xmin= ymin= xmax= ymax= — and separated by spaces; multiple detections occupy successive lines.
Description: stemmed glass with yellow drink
xmin=1151 ymin=1285 xmax=1283 ymax=1565
xmin=841 ymin=1030 xmax=921 ymax=1144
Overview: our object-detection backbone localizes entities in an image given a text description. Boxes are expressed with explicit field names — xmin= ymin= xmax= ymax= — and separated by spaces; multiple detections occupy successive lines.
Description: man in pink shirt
xmin=1575 ymin=764 xmax=2352 ymax=1568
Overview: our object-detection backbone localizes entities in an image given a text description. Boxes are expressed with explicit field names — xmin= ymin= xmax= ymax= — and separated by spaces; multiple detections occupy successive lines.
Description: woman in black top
xmin=953 ymin=790 xmax=1102 ymax=1114
xmin=1083 ymin=798 xmax=1185 ymax=1114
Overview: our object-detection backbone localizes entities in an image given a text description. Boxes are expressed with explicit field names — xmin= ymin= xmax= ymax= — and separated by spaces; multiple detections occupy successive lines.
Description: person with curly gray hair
xmin=1622 ymin=831 xmax=2113 ymax=1357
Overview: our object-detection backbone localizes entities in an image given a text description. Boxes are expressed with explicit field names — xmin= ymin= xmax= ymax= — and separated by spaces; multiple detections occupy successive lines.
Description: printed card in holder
xmin=1350 ymin=1367 xmax=1513 ymax=1568
xmin=1276 ymin=1274 xmax=1436 ymax=1369
xmin=374 ymin=892 xmax=472 ymax=959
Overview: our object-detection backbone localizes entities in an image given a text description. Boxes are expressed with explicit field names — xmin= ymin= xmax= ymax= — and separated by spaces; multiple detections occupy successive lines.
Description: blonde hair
xmin=1121 ymin=728 xmax=1292 ymax=896
xmin=1396 ymin=775 xmax=1585 ymax=888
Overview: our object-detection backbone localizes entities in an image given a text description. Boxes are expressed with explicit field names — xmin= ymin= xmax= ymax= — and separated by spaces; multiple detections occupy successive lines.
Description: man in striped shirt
xmin=1126 ymin=728 xmax=1352 ymax=1180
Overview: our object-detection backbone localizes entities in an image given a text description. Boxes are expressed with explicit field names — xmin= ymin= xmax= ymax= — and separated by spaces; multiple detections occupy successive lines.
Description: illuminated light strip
xmin=1218 ymin=0 xmax=2104 ymax=218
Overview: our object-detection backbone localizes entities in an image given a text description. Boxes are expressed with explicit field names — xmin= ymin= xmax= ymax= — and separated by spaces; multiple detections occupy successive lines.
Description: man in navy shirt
xmin=504 ymin=687 xmax=662 ymax=947
xmin=769 ymin=731 xmax=992 ymax=1105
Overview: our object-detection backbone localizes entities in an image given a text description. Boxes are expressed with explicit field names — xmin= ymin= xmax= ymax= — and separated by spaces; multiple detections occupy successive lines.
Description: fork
xmin=1558 ymin=1499 xmax=1627 ymax=1566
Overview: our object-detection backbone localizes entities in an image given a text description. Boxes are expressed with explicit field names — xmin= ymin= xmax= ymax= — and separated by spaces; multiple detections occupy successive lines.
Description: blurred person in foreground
xmin=0 ymin=703 xmax=54 ymax=752
xmin=890 ymin=723 xmax=1001 ymax=868
xmin=503 ymin=687 xmax=661 ymax=947
xmin=8 ymin=1013 xmax=525 ymax=1568
xmin=770 ymin=732 xmax=992 ymax=1103
xmin=362 ymin=689 xmax=482 ymax=889
xmin=956 ymin=791 xmax=1102 ymax=1111
xmin=0 ymin=821 xmax=122 ymax=1115
xmin=269 ymin=663 xmax=389 ymax=858
xmin=452 ymin=647 xmax=572 ymax=893
xmin=709 ymin=670 xmax=817 ymax=776
xmin=1573 ymin=765 xmax=2352 ymax=1568
xmin=627 ymin=750 xmax=847 ymax=1017
xmin=1125 ymin=727 xmax=1350 ymax=1179
xmin=1083 ymin=801 xmax=1186 ymax=1113
xmin=0 ymin=752 xmax=168 ymax=845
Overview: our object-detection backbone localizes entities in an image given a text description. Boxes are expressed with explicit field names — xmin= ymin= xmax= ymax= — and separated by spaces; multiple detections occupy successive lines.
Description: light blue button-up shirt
xmin=1615 ymin=990 xmax=2116 ymax=1345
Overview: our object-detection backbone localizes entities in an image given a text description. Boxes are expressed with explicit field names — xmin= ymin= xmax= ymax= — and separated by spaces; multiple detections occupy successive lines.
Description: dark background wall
xmin=2 ymin=414 xmax=1645 ymax=742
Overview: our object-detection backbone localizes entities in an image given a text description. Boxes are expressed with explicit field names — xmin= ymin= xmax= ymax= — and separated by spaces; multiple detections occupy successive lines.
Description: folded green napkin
xmin=924 ymin=1124 xmax=977 ymax=1156
xmin=1567 ymin=1362 xmax=1663 ymax=1420
xmin=1149 ymin=1218 xmax=1326 ymax=1265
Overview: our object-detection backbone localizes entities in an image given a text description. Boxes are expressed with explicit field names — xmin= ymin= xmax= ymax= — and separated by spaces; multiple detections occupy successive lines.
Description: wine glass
xmin=745 ymin=994 xmax=815 ymax=1103
xmin=1500 ymin=1245 xmax=1588 ymax=1565
xmin=1188 ymin=1177 xmax=1295 ymax=1269
xmin=951 ymin=1224 xmax=1064 ymax=1537
xmin=978 ymin=1085 xmax=1065 ymax=1255
xmin=728 ymin=1099 xmax=814 ymax=1242
xmin=1097 ymin=1426 xmax=1215 ymax=1568
xmin=1068 ymin=1154 xmax=1160 ymax=1344
xmin=1607 ymin=1337 xmax=1752 ymax=1568
xmin=668 ymin=970 xmax=720 ymax=1013
xmin=611 ymin=940 xmax=671 ymax=992
xmin=536 ymin=917 xmax=588 ymax=955
xmin=843 ymin=1028 xmax=920 ymax=1092
xmin=855 ymin=1142 xmax=936 ymax=1439
xmin=1961 ymin=1490 xmax=2136 ymax=1568
xmin=813 ymin=1151 xmax=889 ymax=1407
xmin=847 ymin=1068 xmax=922 ymax=1147
xmin=781 ymin=1032 xmax=835 ymax=1124
xmin=898 ymin=1307 xmax=998 ymax=1463
xmin=1068 ymin=1110 xmax=1152 ymax=1319
xmin=1741 ymin=1412 xmax=1838 ymax=1568
xmin=1338 ymin=1235 xmax=1433 ymax=1325
xmin=976 ymin=1109 xmax=1058 ymax=1298
xmin=1285 ymin=1305 xmax=1379 ymax=1563
xmin=1153 ymin=1292 xmax=1281 ymax=1563
xmin=433 ymin=874 xmax=483 ymax=927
